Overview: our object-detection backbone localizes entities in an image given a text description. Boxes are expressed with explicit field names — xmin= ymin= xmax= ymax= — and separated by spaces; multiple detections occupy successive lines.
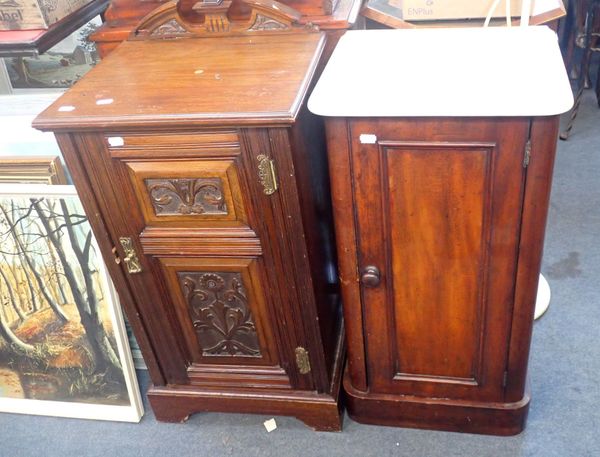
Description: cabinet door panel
xmin=160 ymin=257 xmax=278 ymax=367
xmin=125 ymin=159 xmax=248 ymax=228
xmin=386 ymin=143 xmax=491 ymax=382
xmin=72 ymin=132 xmax=303 ymax=389
xmin=350 ymin=118 xmax=529 ymax=401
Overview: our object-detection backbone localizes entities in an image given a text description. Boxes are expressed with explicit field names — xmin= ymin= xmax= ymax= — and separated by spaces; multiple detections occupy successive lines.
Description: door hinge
xmin=295 ymin=347 xmax=311 ymax=374
xmin=523 ymin=140 xmax=531 ymax=168
xmin=257 ymin=154 xmax=278 ymax=195
xmin=502 ymin=370 xmax=508 ymax=388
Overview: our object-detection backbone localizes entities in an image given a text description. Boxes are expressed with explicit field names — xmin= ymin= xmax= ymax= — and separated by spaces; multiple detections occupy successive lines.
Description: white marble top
xmin=308 ymin=27 xmax=573 ymax=117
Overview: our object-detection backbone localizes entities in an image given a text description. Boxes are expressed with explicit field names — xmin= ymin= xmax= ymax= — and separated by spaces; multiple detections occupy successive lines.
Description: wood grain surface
xmin=33 ymin=33 xmax=325 ymax=131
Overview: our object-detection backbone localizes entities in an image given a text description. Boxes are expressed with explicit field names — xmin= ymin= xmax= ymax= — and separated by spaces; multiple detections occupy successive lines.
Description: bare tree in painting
xmin=8 ymin=249 xmax=39 ymax=313
xmin=28 ymin=219 xmax=69 ymax=307
xmin=0 ymin=252 xmax=32 ymax=315
xmin=13 ymin=209 xmax=41 ymax=313
xmin=47 ymin=242 xmax=69 ymax=306
xmin=36 ymin=202 xmax=70 ymax=307
xmin=0 ymin=203 xmax=69 ymax=323
xmin=0 ymin=271 xmax=34 ymax=353
xmin=32 ymin=198 xmax=122 ymax=378
xmin=0 ymin=266 xmax=25 ymax=322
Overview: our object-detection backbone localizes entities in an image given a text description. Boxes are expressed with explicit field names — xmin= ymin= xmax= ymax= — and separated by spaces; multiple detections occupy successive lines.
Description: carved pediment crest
xmin=132 ymin=0 xmax=316 ymax=39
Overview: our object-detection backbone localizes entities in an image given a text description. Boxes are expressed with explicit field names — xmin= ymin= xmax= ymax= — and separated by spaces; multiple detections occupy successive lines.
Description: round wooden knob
xmin=361 ymin=266 xmax=381 ymax=287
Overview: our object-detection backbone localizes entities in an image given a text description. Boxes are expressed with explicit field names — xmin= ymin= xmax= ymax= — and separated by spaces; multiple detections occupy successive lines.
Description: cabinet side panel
xmin=240 ymin=128 xmax=319 ymax=391
xmin=289 ymin=107 xmax=342 ymax=380
xmin=324 ymin=118 xmax=368 ymax=392
xmin=505 ymin=116 xmax=559 ymax=402
xmin=264 ymin=127 xmax=331 ymax=392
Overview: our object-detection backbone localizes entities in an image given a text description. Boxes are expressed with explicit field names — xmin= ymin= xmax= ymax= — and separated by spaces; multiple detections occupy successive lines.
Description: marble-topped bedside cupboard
xmin=308 ymin=26 xmax=573 ymax=435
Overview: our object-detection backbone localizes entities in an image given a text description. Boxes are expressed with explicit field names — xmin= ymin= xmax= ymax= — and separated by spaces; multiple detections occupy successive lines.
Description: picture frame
xmin=0 ymin=183 xmax=143 ymax=422
xmin=0 ymin=156 xmax=67 ymax=184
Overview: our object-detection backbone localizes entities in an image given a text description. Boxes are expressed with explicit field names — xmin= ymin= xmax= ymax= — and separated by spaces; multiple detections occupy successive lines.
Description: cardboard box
xmin=0 ymin=0 xmax=93 ymax=31
xmin=403 ymin=0 xmax=524 ymax=21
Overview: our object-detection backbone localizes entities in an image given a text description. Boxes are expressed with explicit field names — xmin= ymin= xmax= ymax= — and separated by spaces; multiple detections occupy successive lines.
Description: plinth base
xmin=343 ymin=368 xmax=530 ymax=436
xmin=147 ymin=329 xmax=345 ymax=432
xmin=148 ymin=384 xmax=343 ymax=431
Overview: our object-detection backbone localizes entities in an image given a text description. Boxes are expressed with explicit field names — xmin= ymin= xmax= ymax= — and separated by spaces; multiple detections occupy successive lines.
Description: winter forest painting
xmin=0 ymin=185 xmax=142 ymax=421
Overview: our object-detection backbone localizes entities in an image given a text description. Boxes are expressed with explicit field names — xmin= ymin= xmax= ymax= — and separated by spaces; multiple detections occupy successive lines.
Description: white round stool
xmin=534 ymin=274 xmax=551 ymax=320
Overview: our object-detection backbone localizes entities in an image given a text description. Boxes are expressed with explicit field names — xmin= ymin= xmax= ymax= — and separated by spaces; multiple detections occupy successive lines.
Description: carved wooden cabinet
xmin=33 ymin=28 xmax=344 ymax=431
xmin=309 ymin=28 xmax=573 ymax=435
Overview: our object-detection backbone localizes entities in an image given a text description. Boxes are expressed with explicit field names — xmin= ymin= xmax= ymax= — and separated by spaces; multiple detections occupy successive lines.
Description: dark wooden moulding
xmin=33 ymin=1 xmax=346 ymax=431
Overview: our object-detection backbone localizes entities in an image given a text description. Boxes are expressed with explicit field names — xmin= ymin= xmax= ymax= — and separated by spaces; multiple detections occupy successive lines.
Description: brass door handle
xmin=361 ymin=265 xmax=380 ymax=287
xmin=119 ymin=237 xmax=143 ymax=274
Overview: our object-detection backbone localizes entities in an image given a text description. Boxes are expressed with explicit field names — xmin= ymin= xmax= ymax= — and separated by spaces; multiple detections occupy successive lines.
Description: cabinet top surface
xmin=33 ymin=33 xmax=324 ymax=131
xmin=308 ymin=27 xmax=573 ymax=117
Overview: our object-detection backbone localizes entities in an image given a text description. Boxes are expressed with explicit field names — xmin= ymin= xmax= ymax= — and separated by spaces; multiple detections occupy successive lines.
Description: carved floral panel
xmin=145 ymin=178 xmax=227 ymax=216
xmin=178 ymin=271 xmax=261 ymax=357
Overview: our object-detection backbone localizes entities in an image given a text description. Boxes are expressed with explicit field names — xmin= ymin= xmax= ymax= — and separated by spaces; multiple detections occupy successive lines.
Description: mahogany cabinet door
xmin=349 ymin=118 xmax=530 ymax=402
xmin=73 ymin=130 xmax=310 ymax=390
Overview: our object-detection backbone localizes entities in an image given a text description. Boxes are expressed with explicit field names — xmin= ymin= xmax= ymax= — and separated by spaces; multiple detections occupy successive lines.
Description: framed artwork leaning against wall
xmin=0 ymin=183 xmax=143 ymax=422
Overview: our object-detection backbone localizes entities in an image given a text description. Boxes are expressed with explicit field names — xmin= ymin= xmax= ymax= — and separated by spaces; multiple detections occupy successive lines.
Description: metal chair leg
xmin=561 ymin=0 xmax=597 ymax=140
xmin=562 ymin=0 xmax=577 ymax=70
xmin=596 ymin=54 xmax=600 ymax=107
xmin=560 ymin=84 xmax=585 ymax=140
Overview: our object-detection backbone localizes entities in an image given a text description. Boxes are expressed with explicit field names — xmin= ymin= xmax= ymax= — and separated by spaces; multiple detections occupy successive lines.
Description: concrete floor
xmin=1 ymin=92 xmax=599 ymax=457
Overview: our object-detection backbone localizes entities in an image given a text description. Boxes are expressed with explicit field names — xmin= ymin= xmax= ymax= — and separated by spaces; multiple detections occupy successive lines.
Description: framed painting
xmin=0 ymin=15 xmax=102 ymax=94
xmin=0 ymin=183 xmax=143 ymax=422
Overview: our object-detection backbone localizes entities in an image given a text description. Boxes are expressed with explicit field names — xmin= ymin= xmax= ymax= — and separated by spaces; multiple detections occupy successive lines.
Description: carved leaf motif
xmin=145 ymin=178 xmax=227 ymax=216
xmin=248 ymin=14 xmax=288 ymax=31
xmin=178 ymin=271 xmax=261 ymax=357
xmin=151 ymin=19 xmax=188 ymax=36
